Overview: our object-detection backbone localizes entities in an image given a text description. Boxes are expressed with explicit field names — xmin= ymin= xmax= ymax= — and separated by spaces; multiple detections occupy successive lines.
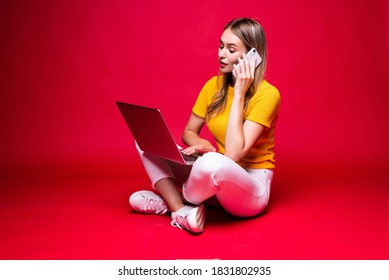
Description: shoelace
xmin=171 ymin=213 xmax=189 ymax=230
xmin=145 ymin=197 xmax=168 ymax=215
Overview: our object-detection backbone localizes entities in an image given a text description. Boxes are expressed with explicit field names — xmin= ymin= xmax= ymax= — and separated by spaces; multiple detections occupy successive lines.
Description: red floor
xmin=1 ymin=0 xmax=388 ymax=263
xmin=1 ymin=160 xmax=388 ymax=260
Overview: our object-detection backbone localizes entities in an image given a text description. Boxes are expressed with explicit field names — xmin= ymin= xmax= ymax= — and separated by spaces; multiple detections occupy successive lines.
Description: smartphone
xmin=232 ymin=47 xmax=262 ymax=77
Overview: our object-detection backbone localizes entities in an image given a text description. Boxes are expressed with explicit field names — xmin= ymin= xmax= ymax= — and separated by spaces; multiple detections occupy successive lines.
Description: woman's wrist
xmin=233 ymin=88 xmax=245 ymax=99
xmin=232 ymin=93 xmax=245 ymax=107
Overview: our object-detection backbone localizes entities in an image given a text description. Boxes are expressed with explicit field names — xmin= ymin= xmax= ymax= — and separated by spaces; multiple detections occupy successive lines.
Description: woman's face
xmin=218 ymin=28 xmax=247 ymax=74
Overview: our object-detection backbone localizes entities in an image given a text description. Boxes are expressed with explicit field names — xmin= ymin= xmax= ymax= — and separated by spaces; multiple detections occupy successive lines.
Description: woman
xmin=129 ymin=18 xmax=280 ymax=233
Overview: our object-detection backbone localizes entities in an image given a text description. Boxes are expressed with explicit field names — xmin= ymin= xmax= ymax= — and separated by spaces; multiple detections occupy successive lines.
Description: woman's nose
xmin=218 ymin=48 xmax=226 ymax=59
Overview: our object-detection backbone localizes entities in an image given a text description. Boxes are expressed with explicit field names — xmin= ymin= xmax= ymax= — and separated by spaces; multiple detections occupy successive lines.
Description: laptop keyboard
xmin=180 ymin=152 xmax=199 ymax=162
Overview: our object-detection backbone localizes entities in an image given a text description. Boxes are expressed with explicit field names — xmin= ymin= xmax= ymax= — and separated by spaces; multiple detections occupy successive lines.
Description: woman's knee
xmin=193 ymin=152 xmax=231 ymax=175
xmin=135 ymin=141 xmax=143 ymax=154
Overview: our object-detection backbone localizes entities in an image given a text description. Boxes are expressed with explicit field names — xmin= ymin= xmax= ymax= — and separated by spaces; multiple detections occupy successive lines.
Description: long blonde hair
xmin=206 ymin=18 xmax=267 ymax=120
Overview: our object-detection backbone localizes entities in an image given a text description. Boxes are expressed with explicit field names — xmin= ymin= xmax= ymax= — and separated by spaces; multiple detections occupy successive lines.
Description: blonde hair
xmin=207 ymin=18 xmax=267 ymax=120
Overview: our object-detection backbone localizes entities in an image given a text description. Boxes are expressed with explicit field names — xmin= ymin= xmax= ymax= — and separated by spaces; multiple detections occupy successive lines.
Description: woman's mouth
xmin=219 ymin=61 xmax=228 ymax=68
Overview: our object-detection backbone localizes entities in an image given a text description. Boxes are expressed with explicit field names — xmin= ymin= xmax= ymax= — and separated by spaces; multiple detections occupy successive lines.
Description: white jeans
xmin=135 ymin=142 xmax=273 ymax=217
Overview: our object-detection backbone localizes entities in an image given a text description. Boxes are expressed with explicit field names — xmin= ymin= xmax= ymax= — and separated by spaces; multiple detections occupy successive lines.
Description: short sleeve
xmin=192 ymin=76 xmax=220 ymax=118
xmin=246 ymin=84 xmax=280 ymax=128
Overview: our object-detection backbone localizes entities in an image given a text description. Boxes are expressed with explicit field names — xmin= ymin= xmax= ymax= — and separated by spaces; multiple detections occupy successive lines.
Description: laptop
xmin=116 ymin=101 xmax=200 ymax=165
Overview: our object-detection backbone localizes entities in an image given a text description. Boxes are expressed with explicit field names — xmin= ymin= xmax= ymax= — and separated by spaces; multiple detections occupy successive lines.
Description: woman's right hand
xmin=182 ymin=113 xmax=216 ymax=155
xmin=181 ymin=139 xmax=216 ymax=155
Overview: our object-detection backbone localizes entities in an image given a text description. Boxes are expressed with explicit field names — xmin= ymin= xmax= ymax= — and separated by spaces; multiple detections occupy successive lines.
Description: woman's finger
xmin=250 ymin=56 xmax=256 ymax=77
xmin=233 ymin=63 xmax=240 ymax=77
xmin=242 ymin=53 xmax=253 ymax=78
xmin=242 ymin=53 xmax=249 ymax=74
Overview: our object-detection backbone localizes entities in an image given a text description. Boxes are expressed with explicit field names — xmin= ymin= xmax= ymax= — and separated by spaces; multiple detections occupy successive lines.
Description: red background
xmin=1 ymin=0 xmax=389 ymax=259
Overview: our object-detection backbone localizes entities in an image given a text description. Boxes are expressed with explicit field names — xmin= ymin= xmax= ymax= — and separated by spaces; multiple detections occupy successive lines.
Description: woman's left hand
xmin=233 ymin=53 xmax=256 ymax=97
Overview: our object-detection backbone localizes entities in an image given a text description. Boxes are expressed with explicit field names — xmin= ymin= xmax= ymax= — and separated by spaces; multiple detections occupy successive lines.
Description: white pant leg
xmin=182 ymin=152 xmax=273 ymax=217
xmin=135 ymin=142 xmax=175 ymax=188
xmin=135 ymin=142 xmax=191 ymax=189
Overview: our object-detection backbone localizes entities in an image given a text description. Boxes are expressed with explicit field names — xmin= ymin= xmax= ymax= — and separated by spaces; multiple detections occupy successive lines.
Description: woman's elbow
xmin=224 ymin=151 xmax=243 ymax=162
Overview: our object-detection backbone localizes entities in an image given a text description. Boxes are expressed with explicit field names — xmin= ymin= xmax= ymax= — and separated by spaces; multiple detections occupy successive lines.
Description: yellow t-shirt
xmin=192 ymin=76 xmax=280 ymax=169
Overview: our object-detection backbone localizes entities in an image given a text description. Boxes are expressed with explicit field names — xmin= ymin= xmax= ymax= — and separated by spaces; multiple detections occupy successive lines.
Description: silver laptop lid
xmin=116 ymin=101 xmax=191 ymax=165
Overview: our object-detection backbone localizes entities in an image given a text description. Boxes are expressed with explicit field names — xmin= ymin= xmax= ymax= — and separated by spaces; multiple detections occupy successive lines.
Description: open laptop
xmin=116 ymin=101 xmax=200 ymax=165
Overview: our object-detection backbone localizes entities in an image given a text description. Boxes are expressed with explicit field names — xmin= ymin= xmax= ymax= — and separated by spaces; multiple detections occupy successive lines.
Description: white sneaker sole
xmin=192 ymin=204 xmax=206 ymax=233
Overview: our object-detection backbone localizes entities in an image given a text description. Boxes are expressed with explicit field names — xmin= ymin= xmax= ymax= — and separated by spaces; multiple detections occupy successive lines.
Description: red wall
xmin=1 ymin=0 xmax=389 ymax=179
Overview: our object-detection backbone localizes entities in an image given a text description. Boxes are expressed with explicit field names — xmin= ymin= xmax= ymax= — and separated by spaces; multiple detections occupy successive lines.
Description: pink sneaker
xmin=171 ymin=204 xmax=206 ymax=233
xmin=129 ymin=190 xmax=169 ymax=215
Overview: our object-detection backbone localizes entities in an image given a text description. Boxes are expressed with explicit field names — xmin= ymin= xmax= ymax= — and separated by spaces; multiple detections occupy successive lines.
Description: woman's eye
xmin=229 ymin=49 xmax=236 ymax=53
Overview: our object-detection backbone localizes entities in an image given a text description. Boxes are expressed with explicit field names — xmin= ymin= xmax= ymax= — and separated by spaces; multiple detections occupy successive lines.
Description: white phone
xmin=232 ymin=47 xmax=262 ymax=77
